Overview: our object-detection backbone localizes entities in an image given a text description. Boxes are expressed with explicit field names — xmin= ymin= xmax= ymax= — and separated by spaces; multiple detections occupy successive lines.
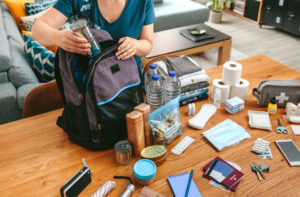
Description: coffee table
xmin=1 ymin=55 xmax=300 ymax=196
xmin=141 ymin=24 xmax=232 ymax=68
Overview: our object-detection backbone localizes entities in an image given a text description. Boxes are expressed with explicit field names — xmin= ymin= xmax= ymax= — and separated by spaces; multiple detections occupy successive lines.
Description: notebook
xmin=167 ymin=172 xmax=202 ymax=197
xmin=179 ymin=29 xmax=214 ymax=42
xmin=203 ymin=157 xmax=244 ymax=191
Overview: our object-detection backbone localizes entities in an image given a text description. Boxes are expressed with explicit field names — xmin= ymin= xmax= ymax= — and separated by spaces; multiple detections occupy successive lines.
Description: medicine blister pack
xmin=171 ymin=136 xmax=195 ymax=156
xmin=252 ymin=138 xmax=270 ymax=154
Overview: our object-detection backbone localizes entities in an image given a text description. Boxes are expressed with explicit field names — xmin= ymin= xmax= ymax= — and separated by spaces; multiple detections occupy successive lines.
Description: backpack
xmin=54 ymin=28 xmax=142 ymax=150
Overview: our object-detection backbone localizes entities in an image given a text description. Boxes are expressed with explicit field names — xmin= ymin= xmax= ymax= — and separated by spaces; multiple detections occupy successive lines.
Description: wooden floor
xmin=201 ymin=12 xmax=300 ymax=71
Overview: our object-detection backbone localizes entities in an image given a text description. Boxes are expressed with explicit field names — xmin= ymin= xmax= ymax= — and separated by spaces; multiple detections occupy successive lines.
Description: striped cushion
xmin=23 ymin=34 xmax=55 ymax=82
xmin=25 ymin=0 xmax=57 ymax=15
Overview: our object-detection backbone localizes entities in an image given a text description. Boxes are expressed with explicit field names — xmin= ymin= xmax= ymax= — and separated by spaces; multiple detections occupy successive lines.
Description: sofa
xmin=0 ymin=0 xmax=209 ymax=124
xmin=0 ymin=1 xmax=40 ymax=124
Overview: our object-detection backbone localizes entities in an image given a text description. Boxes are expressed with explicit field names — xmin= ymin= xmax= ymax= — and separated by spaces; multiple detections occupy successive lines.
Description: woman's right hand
xmin=57 ymin=30 xmax=91 ymax=55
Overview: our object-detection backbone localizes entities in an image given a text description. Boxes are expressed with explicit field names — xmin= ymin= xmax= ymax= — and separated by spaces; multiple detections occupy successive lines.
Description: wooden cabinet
xmin=261 ymin=0 xmax=300 ymax=36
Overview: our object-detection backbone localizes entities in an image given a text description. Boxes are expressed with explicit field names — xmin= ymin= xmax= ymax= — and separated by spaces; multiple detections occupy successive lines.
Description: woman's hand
xmin=116 ymin=36 xmax=137 ymax=60
xmin=57 ymin=30 xmax=91 ymax=55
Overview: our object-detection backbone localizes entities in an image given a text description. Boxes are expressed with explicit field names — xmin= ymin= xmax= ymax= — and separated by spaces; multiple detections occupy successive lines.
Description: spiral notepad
xmin=167 ymin=172 xmax=202 ymax=197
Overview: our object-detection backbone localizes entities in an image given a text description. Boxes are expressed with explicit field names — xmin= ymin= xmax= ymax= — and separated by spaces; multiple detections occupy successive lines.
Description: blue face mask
xmin=202 ymin=119 xmax=251 ymax=151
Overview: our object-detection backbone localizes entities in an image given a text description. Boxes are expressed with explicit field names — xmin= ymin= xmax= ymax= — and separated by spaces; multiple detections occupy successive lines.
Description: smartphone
xmin=275 ymin=139 xmax=300 ymax=166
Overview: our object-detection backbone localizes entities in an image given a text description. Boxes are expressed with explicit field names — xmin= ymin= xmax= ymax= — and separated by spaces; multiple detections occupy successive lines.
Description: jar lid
xmin=114 ymin=140 xmax=132 ymax=153
xmin=141 ymin=145 xmax=167 ymax=159
xmin=133 ymin=159 xmax=156 ymax=180
xmin=70 ymin=19 xmax=87 ymax=31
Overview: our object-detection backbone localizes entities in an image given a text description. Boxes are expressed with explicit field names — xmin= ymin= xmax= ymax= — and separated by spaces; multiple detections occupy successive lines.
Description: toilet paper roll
xmin=229 ymin=78 xmax=249 ymax=100
xmin=222 ymin=61 xmax=242 ymax=86
xmin=212 ymin=79 xmax=230 ymax=103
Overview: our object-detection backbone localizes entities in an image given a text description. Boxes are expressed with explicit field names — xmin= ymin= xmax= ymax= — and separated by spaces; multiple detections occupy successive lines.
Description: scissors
xmin=276 ymin=119 xmax=288 ymax=134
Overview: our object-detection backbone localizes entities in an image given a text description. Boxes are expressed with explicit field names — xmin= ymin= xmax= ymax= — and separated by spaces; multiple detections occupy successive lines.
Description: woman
xmin=32 ymin=0 xmax=155 ymax=78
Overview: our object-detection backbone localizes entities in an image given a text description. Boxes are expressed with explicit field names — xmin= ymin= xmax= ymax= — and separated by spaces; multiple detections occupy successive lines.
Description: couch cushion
xmin=0 ymin=82 xmax=22 ymax=124
xmin=154 ymin=0 xmax=209 ymax=32
xmin=24 ymin=34 xmax=55 ymax=82
xmin=0 ymin=8 xmax=11 ymax=72
xmin=20 ymin=8 xmax=48 ymax=31
xmin=17 ymin=83 xmax=41 ymax=109
xmin=8 ymin=38 xmax=39 ymax=88
xmin=1 ymin=0 xmax=35 ymax=30
xmin=3 ymin=11 xmax=23 ymax=44
xmin=25 ymin=0 xmax=56 ymax=15
xmin=0 ymin=72 xmax=9 ymax=83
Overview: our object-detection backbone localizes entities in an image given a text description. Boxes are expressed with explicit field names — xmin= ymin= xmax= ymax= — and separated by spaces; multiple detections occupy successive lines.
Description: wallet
xmin=252 ymin=79 xmax=300 ymax=107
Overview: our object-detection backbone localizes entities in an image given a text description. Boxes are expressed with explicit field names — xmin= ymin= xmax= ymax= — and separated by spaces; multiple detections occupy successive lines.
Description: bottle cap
xmin=151 ymin=74 xmax=160 ymax=81
xmin=133 ymin=159 xmax=156 ymax=180
xmin=168 ymin=71 xmax=176 ymax=77
xmin=270 ymin=97 xmax=277 ymax=104
xmin=149 ymin=64 xmax=157 ymax=69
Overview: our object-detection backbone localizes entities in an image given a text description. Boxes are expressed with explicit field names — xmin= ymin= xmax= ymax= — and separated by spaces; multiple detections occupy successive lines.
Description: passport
xmin=203 ymin=156 xmax=244 ymax=191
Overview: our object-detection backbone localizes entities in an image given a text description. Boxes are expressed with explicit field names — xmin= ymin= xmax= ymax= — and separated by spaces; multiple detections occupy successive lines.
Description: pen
xmin=185 ymin=169 xmax=194 ymax=197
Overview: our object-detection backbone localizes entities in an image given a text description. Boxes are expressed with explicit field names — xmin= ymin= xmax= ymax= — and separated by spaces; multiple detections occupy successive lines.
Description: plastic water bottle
xmin=144 ymin=64 xmax=159 ymax=94
xmin=163 ymin=71 xmax=181 ymax=103
xmin=147 ymin=74 xmax=163 ymax=110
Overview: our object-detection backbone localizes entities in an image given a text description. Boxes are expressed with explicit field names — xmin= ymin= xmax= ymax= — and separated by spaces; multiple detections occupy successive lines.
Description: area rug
xmin=189 ymin=47 xmax=248 ymax=69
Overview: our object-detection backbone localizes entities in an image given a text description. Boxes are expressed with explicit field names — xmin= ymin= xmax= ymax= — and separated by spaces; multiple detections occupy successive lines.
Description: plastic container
xmin=144 ymin=64 xmax=159 ymax=95
xmin=133 ymin=159 xmax=157 ymax=186
xmin=163 ymin=71 xmax=181 ymax=104
xmin=147 ymin=74 xmax=163 ymax=111
xmin=213 ymin=88 xmax=221 ymax=109
xmin=267 ymin=97 xmax=277 ymax=115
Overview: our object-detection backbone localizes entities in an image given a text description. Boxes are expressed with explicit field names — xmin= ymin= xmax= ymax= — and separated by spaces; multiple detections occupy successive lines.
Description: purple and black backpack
xmin=54 ymin=29 xmax=142 ymax=150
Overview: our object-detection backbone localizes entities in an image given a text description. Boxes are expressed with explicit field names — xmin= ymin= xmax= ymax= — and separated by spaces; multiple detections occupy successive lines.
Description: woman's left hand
xmin=116 ymin=36 xmax=137 ymax=60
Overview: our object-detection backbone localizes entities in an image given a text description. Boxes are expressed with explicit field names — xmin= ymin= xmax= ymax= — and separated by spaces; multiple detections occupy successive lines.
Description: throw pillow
xmin=2 ymin=0 xmax=35 ymax=30
xmin=20 ymin=8 xmax=49 ymax=31
xmin=23 ymin=34 xmax=55 ymax=82
xmin=25 ymin=0 xmax=57 ymax=16
xmin=22 ymin=31 xmax=59 ymax=54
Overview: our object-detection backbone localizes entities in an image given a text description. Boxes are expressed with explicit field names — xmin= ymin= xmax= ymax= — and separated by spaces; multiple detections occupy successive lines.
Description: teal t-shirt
xmin=53 ymin=0 xmax=155 ymax=78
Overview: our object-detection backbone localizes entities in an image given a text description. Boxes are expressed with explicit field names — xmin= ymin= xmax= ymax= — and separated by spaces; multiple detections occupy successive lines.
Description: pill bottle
xmin=267 ymin=97 xmax=277 ymax=115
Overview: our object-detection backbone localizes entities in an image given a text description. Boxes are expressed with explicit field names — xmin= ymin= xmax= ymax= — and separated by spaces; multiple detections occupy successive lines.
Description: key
xmin=257 ymin=167 xmax=266 ymax=179
xmin=252 ymin=166 xmax=263 ymax=181
xmin=259 ymin=163 xmax=270 ymax=172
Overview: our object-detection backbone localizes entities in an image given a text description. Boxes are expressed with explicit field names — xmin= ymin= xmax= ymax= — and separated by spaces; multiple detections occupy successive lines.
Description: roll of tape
xmin=229 ymin=78 xmax=249 ymax=100
xmin=212 ymin=79 xmax=230 ymax=103
xmin=222 ymin=61 xmax=242 ymax=86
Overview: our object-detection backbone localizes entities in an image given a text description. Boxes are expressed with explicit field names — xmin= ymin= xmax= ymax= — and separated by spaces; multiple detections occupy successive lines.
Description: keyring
xmin=249 ymin=160 xmax=260 ymax=167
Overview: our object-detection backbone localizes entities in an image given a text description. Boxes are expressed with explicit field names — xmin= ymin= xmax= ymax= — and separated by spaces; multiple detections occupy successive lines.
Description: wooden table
xmin=141 ymin=24 xmax=232 ymax=68
xmin=1 ymin=55 xmax=300 ymax=197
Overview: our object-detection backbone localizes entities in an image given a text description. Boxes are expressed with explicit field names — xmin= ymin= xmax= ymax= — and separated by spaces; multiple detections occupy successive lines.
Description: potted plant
xmin=206 ymin=0 xmax=234 ymax=23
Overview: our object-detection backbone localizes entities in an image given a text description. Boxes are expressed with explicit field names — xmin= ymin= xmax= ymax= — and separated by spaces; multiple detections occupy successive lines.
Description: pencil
xmin=185 ymin=169 xmax=194 ymax=197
